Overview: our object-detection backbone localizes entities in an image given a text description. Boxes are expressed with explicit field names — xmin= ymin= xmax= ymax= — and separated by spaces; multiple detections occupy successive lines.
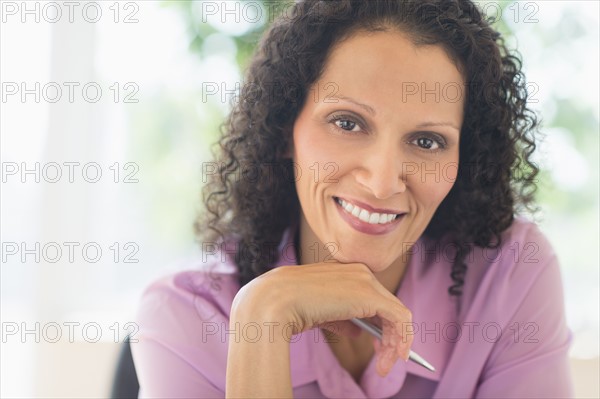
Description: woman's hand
xmin=231 ymin=261 xmax=413 ymax=377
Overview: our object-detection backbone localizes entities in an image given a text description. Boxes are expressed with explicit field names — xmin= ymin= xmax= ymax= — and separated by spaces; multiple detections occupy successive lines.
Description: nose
xmin=353 ymin=140 xmax=407 ymax=199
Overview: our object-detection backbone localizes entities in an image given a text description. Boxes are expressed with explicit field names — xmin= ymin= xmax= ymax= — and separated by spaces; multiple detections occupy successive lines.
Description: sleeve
xmin=474 ymin=227 xmax=574 ymax=398
xmin=130 ymin=272 xmax=231 ymax=398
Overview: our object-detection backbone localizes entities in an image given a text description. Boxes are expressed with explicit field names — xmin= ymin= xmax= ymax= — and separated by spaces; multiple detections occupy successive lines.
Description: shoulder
xmin=131 ymin=257 xmax=241 ymax=394
xmin=134 ymin=241 xmax=244 ymax=344
xmin=468 ymin=216 xmax=557 ymax=281
xmin=460 ymin=216 xmax=563 ymax=320
xmin=488 ymin=216 xmax=555 ymax=271
xmin=497 ymin=215 xmax=556 ymax=260
xmin=136 ymin=258 xmax=241 ymax=326
xmin=459 ymin=223 xmax=574 ymax=397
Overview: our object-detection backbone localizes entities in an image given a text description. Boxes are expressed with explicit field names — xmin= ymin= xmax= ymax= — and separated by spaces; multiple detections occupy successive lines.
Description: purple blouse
xmin=131 ymin=217 xmax=574 ymax=398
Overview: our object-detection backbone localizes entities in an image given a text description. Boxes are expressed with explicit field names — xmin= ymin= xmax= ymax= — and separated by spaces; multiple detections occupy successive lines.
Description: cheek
xmin=293 ymin=123 xmax=317 ymax=164
xmin=293 ymin=130 xmax=347 ymax=181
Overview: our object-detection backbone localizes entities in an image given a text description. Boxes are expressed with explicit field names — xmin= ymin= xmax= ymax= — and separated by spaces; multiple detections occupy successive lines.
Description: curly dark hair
xmin=195 ymin=0 xmax=540 ymax=297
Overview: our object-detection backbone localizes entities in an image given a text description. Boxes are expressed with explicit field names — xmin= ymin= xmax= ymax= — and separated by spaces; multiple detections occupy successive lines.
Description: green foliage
xmin=161 ymin=0 xmax=270 ymax=68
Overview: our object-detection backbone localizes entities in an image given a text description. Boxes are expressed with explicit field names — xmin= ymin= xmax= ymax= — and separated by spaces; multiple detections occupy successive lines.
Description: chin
xmin=332 ymin=250 xmax=392 ymax=272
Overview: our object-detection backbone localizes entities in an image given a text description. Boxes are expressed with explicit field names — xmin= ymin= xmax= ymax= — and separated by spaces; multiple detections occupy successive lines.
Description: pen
xmin=350 ymin=318 xmax=436 ymax=372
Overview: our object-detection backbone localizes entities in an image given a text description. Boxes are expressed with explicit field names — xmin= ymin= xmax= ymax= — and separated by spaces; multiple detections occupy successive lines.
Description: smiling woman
xmin=290 ymin=31 xmax=463 ymax=286
xmin=131 ymin=1 xmax=573 ymax=398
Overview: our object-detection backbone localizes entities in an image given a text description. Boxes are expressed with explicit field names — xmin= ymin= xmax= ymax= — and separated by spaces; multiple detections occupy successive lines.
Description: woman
xmin=132 ymin=0 xmax=574 ymax=397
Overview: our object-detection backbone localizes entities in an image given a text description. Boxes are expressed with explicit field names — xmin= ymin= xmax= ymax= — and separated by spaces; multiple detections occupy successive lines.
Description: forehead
xmin=315 ymin=30 xmax=465 ymax=123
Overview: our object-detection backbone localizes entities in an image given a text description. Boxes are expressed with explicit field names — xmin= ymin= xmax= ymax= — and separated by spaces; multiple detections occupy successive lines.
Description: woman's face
xmin=290 ymin=30 xmax=465 ymax=273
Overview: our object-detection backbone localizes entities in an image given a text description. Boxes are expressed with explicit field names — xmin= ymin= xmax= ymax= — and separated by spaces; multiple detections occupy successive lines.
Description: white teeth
xmin=343 ymin=202 xmax=353 ymax=213
xmin=358 ymin=209 xmax=370 ymax=222
xmin=336 ymin=197 xmax=398 ymax=225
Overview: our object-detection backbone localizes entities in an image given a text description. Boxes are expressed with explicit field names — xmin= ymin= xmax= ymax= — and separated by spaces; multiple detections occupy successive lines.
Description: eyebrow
xmin=335 ymin=96 xmax=377 ymax=116
xmin=416 ymin=121 xmax=461 ymax=132
xmin=334 ymin=95 xmax=460 ymax=132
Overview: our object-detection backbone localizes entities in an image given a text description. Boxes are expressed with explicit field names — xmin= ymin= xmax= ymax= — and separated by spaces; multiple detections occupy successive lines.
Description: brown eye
xmin=336 ymin=119 xmax=357 ymax=131
xmin=410 ymin=134 xmax=445 ymax=151
xmin=328 ymin=113 xmax=364 ymax=134
xmin=417 ymin=137 xmax=434 ymax=149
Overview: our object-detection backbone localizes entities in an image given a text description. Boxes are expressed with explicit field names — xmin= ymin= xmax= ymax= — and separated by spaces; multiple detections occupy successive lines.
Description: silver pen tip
xmin=409 ymin=351 xmax=436 ymax=372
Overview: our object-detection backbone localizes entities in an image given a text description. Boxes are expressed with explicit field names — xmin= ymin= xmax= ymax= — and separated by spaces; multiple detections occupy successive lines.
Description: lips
xmin=333 ymin=196 xmax=405 ymax=235
xmin=334 ymin=196 xmax=404 ymax=215
xmin=335 ymin=197 xmax=399 ymax=224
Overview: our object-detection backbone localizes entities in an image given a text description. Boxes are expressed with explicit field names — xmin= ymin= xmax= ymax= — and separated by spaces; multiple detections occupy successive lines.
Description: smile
xmin=335 ymin=197 xmax=399 ymax=224
xmin=333 ymin=196 xmax=406 ymax=235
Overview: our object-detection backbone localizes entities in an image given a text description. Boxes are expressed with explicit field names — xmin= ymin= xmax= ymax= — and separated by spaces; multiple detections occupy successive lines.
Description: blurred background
xmin=1 ymin=0 xmax=598 ymax=397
